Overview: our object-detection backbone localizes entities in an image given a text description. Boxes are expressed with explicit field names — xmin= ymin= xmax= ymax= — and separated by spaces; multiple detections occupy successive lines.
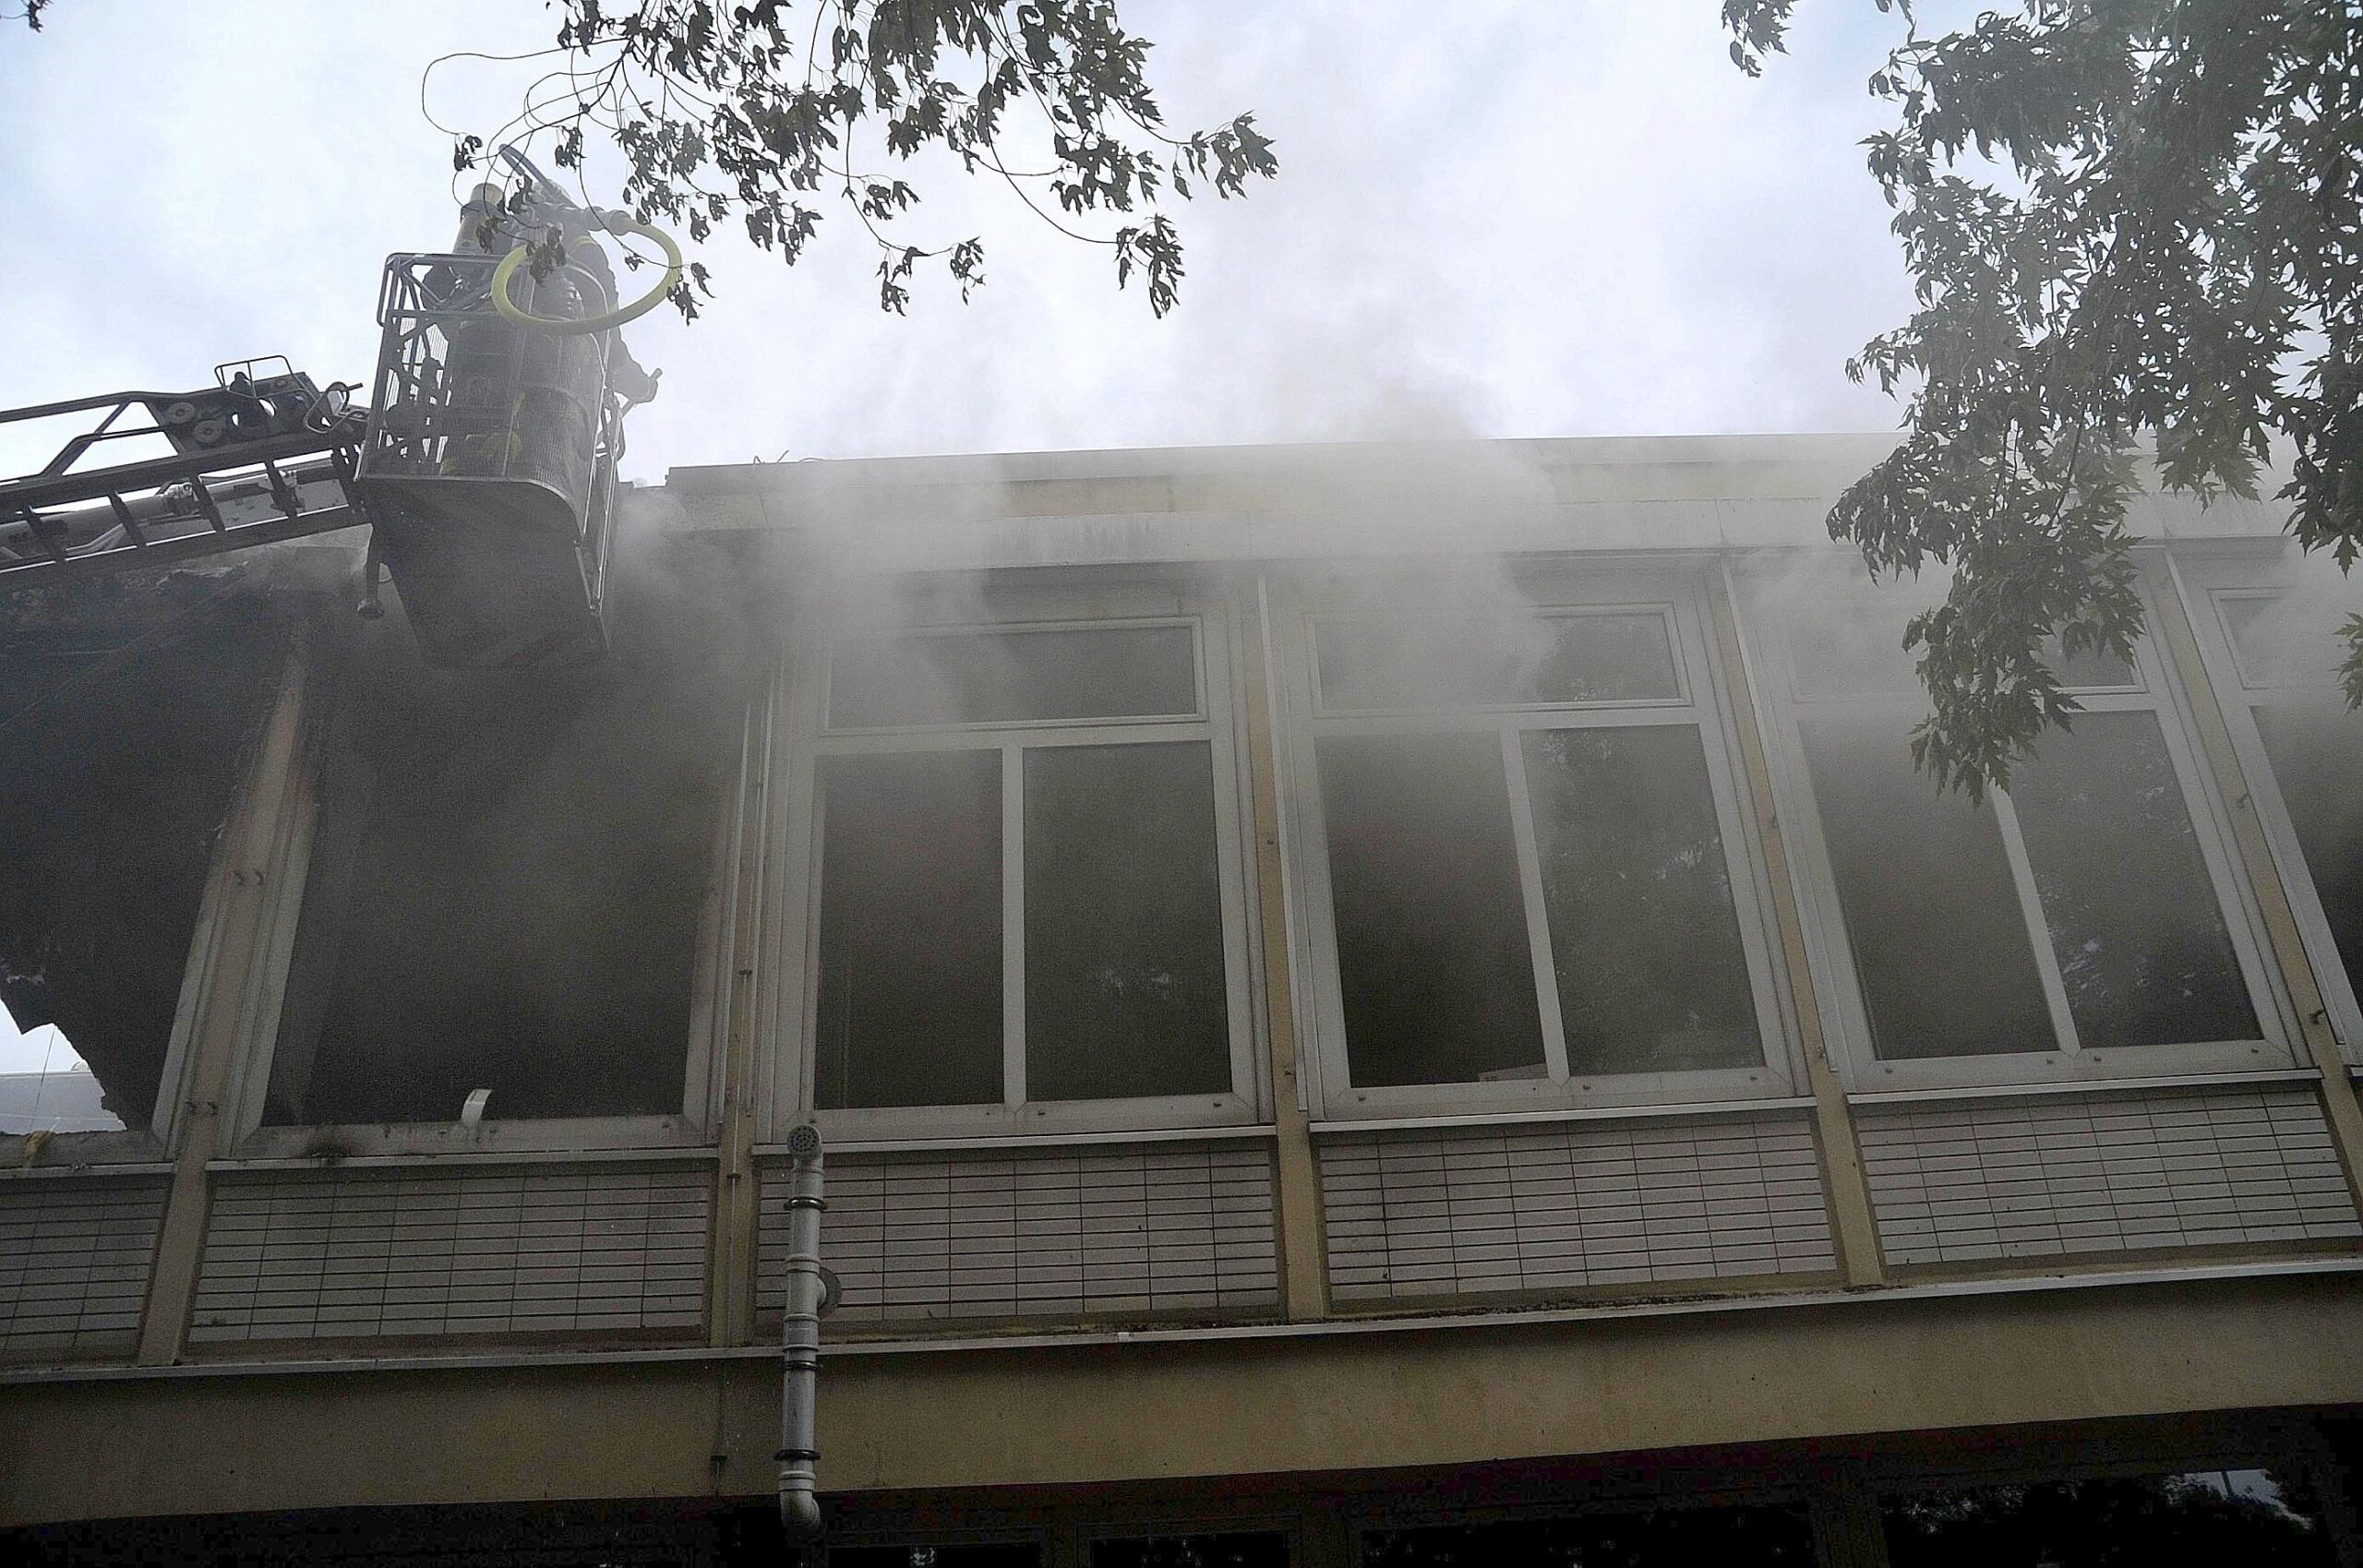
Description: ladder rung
xmin=106 ymin=492 xmax=146 ymax=546
xmin=188 ymin=474 xmax=226 ymax=533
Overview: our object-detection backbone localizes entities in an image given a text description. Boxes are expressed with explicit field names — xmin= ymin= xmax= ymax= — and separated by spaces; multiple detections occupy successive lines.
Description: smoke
xmin=260 ymin=509 xmax=763 ymax=1127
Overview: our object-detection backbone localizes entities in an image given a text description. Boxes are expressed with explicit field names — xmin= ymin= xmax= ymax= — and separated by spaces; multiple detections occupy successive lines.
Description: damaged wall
xmin=0 ymin=561 xmax=303 ymax=1134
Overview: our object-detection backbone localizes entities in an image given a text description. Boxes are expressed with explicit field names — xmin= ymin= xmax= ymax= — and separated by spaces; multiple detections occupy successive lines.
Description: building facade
xmin=5 ymin=434 xmax=2363 ymax=1564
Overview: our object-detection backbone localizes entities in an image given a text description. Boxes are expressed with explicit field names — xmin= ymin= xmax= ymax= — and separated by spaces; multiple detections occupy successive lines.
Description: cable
xmin=489 ymin=214 xmax=683 ymax=336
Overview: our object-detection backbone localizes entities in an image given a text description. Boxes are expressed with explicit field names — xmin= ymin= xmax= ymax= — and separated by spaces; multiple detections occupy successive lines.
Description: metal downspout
xmin=778 ymin=1122 xmax=825 ymax=1545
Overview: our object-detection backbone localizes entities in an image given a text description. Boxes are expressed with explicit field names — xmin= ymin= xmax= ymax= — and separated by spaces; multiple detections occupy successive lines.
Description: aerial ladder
xmin=0 ymin=150 xmax=836 ymax=1550
xmin=0 ymin=148 xmax=679 ymax=668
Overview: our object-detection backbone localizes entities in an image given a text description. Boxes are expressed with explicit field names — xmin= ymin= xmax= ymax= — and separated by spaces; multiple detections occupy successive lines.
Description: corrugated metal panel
xmin=1319 ymin=1113 xmax=1834 ymax=1302
xmin=189 ymin=1164 xmax=711 ymax=1344
xmin=758 ymin=1142 xmax=1280 ymax=1325
xmin=1858 ymin=1083 xmax=2363 ymax=1266
xmin=0 ymin=1176 xmax=169 ymax=1363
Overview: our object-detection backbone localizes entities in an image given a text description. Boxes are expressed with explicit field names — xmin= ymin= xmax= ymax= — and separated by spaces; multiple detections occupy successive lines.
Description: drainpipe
xmin=778 ymin=1122 xmax=826 ymax=1545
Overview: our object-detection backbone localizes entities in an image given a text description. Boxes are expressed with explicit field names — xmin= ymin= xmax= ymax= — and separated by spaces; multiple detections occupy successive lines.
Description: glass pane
xmin=1786 ymin=608 xmax=2135 ymax=697
xmin=1523 ymin=726 xmax=1763 ymax=1074
xmin=814 ymin=750 xmax=1004 ymax=1108
xmin=1787 ymin=604 xmax=1924 ymax=700
xmin=1365 ymin=1503 xmax=1816 ymax=1566
xmin=266 ymin=641 xmax=727 ymax=1125
xmin=1026 ymin=743 xmax=1230 ymax=1101
xmin=2048 ymin=637 xmax=2139 ymax=690
xmin=2254 ymin=703 xmax=2363 ymax=1001
xmin=1091 ymin=1533 xmax=1289 ymax=1568
xmin=1318 ymin=733 xmax=1546 ymax=1086
xmin=1883 ymin=1466 xmax=2336 ymax=1567
xmin=2222 ymin=593 xmax=2350 ymax=688
xmin=0 ymin=602 xmax=282 ymax=1134
xmin=1315 ymin=613 xmax=1679 ymax=712
xmin=1801 ymin=716 xmax=2056 ymax=1058
xmin=2011 ymin=712 xmax=2261 ymax=1048
xmin=831 ymin=625 xmax=1198 ymax=728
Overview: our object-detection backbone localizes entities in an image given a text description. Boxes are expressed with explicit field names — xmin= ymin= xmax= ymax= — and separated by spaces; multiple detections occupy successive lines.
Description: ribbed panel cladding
xmin=1319 ymin=1112 xmax=1835 ymax=1303
xmin=0 ymin=1176 xmax=168 ymax=1363
xmin=1859 ymin=1082 xmax=2363 ymax=1267
xmin=758 ymin=1141 xmax=1281 ymax=1326
xmin=189 ymin=1164 xmax=711 ymax=1344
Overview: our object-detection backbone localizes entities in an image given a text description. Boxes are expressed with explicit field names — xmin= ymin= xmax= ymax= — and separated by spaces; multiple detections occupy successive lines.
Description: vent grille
xmin=1321 ymin=1112 xmax=1834 ymax=1302
xmin=0 ymin=1176 xmax=169 ymax=1363
xmin=1859 ymin=1083 xmax=2361 ymax=1265
xmin=190 ymin=1164 xmax=710 ymax=1343
xmin=760 ymin=1141 xmax=1279 ymax=1325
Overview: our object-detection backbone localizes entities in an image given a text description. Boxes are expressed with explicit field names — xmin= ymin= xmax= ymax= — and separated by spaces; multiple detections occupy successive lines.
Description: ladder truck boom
xmin=0 ymin=362 xmax=368 ymax=589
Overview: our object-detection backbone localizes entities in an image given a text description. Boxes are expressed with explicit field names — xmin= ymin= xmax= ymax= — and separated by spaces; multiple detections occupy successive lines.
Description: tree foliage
xmin=442 ymin=0 xmax=1278 ymax=320
xmin=1724 ymin=0 xmax=2363 ymax=797
xmin=14 ymin=2 xmax=1277 ymax=317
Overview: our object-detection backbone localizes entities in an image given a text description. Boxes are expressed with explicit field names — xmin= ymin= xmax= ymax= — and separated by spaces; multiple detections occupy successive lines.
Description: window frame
xmin=216 ymin=645 xmax=748 ymax=1159
xmin=2172 ymin=545 xmax=2363 ymax=1068
xmin=1273 ymin=561 xmax=1804 ymax=1122
xmin=1734 ymin=550 xmax=2300 ymax=1093
xmin=767 ymin=573 xmax=1267 ymax=1143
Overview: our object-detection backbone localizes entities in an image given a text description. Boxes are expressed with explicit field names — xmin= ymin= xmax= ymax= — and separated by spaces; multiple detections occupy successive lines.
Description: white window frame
xmin=1273 ymin=561 xmax=1803 ymax=1121
xmin=2172 ymin=544 xmax=2363 ymax=1067
xmin=766 ymin=573 xmax=1266 ymax=1143
xmin=1734 ymin=550 xmax=2299 ymax=1093
xmin=216 ymin=651 xmax=749 ymax=1158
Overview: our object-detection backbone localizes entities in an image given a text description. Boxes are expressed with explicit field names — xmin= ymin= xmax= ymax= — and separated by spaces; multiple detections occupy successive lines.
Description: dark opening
xmin=0 ymin=569 xmax=288 ymax=1133
xmin=1364 ymin=1502 xmax=1816 ymax=1565
xmin=1882 ymin=1466 xmax=2335 ymax=1566
xmin=1026 ymin=742 xmax=1230 ymax=1102
xmin=1525 ymin=725 xmax=1762 ymax=1075
xmin=2010 ymin=712 xmax=2259 ymax=1049
xmin=264 ymin=545 xmax=742 ymax=1126
xmin=1090 ymin=1531 xmax=1291 ymax=1568
xmin=1801 ymin=713 xmax=2055 ymax=1059
xmin=1318 ymin=731 xmax=1545 ymax=1086
xmin=814 ymin=748 xmax=1005 ymax=1109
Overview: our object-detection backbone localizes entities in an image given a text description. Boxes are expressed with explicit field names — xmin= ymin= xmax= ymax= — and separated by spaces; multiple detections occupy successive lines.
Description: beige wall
xmin=7 ymin=1267 xmax=2363 ymax=1524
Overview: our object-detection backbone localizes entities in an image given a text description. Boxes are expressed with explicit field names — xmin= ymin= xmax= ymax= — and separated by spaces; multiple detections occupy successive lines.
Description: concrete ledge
xmin=7 ymin=1263 xmax=2363 ymax=1524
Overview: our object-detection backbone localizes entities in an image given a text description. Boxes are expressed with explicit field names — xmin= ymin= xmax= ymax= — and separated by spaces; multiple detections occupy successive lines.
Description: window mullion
xmin=1002 ymin=743 xmax=1027 ymax=1109
xmin=1501 ymin=727 xmax=1574 ymax=1084
xmin=1991 ymin=786 xmax=2082 ymax=1055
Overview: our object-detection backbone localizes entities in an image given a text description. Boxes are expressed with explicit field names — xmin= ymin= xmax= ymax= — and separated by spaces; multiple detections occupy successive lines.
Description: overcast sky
xmin=0 ymin=0 xmax=1922 ymax=1071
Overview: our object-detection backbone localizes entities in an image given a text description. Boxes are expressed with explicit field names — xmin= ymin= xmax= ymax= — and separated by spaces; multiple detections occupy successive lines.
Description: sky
xmin=0 ymin=0 xmax=1924 ymax=1073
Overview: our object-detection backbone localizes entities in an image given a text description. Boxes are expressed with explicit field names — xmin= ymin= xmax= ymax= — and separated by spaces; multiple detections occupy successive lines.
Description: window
xmin=1089 ymin=1531 xmax=1289 ymax=1568
xmin=1362 ymin=1502 xmax=1816 ymax=1566
xmin=0 ymin=577 xmax=289 ymax=1147
xmin=2177 ymin=552 xmax=2363 ymax=1060
xmin=1881 ymin=1466 xmax=2336 ymax=1566
xmin=235 ymin=560 xmax=746 ymax=1152
xmin=1280 ymin=572 xmax=1789 ymax=1116
xmin=832 ymin=1548 xmax=1042 ymax=1568
xmin=789 ymin=591 xmax=1257 ymax=1134
xmin=1741 ymin=558 xmax=2288 ymax=1087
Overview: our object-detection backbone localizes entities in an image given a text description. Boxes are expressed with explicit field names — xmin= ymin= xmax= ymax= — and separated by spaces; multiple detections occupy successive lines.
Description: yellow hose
xmin=489 ymin=213 xmax=683 ymax=336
